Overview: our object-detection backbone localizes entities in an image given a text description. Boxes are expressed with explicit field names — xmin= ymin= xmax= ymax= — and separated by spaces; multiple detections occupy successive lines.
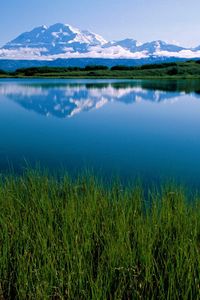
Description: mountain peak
xmin=1 ymin=23 xmax=200 ymax=61
xmin=1 ymin=23 xmax=107 ymax=59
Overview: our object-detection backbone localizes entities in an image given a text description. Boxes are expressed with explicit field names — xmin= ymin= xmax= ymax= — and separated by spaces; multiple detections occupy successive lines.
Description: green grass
xmin=1 ymin=171 xmax=200 ymax=299
xmin=2 ymin=60 xmax=200 ymax=79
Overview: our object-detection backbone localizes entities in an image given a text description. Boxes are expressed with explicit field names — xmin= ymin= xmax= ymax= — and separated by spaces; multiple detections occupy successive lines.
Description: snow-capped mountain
xmin=137 ymin=40 xmax=186 ymax=54
xmin=104 ymin=39 xmax=138 ymax=53
xmin=1 ymin=23 xmax=107 ymax=59
xmin=1 ymin=23 xmax=200 ymax=61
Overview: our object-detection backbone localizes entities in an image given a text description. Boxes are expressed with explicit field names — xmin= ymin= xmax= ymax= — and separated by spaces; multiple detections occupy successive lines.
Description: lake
xmin=1 ymin=78 xmax=200 ymax=186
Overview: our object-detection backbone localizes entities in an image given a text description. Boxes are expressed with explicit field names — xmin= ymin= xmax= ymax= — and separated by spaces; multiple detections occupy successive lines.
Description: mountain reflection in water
xmin=1 ymin=79 xmax=200 ymax=119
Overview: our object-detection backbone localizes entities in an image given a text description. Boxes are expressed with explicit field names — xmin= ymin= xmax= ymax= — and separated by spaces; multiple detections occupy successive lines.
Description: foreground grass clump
xmin=1 ymin=172 xmax=200 ymax=299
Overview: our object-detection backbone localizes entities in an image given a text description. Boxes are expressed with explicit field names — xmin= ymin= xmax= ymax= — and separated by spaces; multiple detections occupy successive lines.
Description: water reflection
xmin=1 ymin=79 xmax=200 ymax=119
xmin=1 ymin=79 xmax=200 ymax=185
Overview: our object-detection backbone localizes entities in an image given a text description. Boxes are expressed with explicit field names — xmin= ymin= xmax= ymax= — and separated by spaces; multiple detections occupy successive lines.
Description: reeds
xmin=0 ymin=171 xmax=200 ymax=299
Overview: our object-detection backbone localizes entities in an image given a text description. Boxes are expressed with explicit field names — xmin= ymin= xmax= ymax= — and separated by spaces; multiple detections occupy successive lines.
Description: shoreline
xmin=1 ymin=75 xmax=200 ymax=79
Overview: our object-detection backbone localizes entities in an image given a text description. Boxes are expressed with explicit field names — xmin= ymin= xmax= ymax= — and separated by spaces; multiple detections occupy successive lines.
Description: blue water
xmin=1 ymin=78 xmax=200 ymax=185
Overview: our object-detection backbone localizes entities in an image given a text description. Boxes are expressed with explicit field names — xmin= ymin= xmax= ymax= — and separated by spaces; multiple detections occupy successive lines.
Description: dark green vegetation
xmin=1 ymin=60 xmax=200 ymax=78
xmin=1 ymin=172 xmax=200 ymax=299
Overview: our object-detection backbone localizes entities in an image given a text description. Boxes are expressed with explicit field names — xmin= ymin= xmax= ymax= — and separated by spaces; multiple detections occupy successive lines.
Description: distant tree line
xmin=14 ymin=65 xmax=109 ymax=76
xmin=13 ymin=62 xmax=181 ymax=75
xmin=1 ymin=60 xmax=200 ymax=77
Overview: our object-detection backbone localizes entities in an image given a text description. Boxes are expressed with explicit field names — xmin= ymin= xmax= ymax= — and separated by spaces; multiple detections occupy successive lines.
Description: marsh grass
xmin=0 ymin=171 xmax=200 ymax=299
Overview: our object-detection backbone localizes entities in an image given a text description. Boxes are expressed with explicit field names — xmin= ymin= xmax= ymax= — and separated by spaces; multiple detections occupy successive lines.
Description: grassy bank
xmin=1 ymin=172 xmax=200 ymax=299
xmin=1 ymin=60 xmax=200 ymax=79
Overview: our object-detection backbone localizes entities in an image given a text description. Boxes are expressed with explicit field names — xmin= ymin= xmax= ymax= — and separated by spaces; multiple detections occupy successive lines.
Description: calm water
xmin=1 ymin=78 xmax=200 ymax=185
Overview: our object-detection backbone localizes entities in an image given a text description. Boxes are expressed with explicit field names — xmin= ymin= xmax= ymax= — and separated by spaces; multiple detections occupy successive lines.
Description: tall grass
xmin=0 ymin=171 xmax=200 ymax=299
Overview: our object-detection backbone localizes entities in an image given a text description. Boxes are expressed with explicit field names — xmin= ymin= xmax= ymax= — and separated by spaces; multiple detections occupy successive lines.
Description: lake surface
xmin=1 ymin=78 xmax=200 ymax=185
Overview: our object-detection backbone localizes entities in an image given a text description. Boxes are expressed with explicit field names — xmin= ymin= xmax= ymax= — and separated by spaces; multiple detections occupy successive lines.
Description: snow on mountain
xmin=105 ymin=39 xmax=138 ymax=52
xmin=1 ymin=23 xmax=200 ymax=60
xmin=137 ymin=40 xmax=186 ymax=54
xmin=136 ymin=41 xmax=200 ymax=59
xmin=0 ymin=23 xmax=109 ymax=60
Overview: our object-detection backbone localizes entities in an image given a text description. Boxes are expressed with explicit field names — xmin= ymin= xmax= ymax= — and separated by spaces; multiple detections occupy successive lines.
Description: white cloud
xmin=1 ymin=44 xmax=200 ymax=61
xmin=155 ymin=49 xmax=200 ymax=58
xmin=0 ymin=44 xmax=148 ymax=60
xmin=0 ymin=47 xmax=48 ymax=60
xmin=0 ymin=84 xmax=48 ymax=96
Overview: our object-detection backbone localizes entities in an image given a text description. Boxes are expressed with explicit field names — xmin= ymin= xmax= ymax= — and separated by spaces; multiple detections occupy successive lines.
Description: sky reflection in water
xmin=0 ymin=79 xmax=200 ymax=186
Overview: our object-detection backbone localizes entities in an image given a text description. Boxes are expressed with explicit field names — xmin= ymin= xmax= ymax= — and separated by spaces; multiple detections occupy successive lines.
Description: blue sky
xmin=1 ymin=0 xmax=200 ymax=47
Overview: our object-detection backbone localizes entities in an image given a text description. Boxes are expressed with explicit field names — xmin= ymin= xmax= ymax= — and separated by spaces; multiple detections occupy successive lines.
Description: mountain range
xmin=1 ymin=23 xmax=200 ymax=70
